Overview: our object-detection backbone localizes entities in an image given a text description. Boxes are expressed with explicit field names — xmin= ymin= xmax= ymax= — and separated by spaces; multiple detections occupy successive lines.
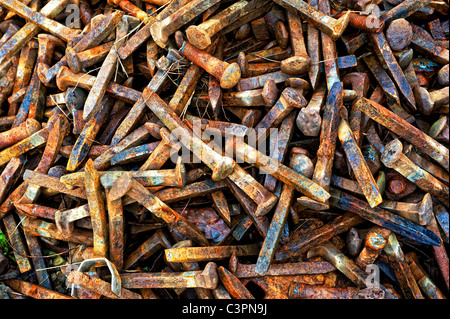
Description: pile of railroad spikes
xmin=0 ymin=0 xmax=448 ymax=300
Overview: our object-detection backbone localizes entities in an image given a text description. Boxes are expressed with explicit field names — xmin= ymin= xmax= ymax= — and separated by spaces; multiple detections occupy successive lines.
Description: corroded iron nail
xmin=168 ymin=40 xmax=218 ymax=116
xmin=119 ymin=262 xmax=218 ymax=289
xmin=165 ymin=244 xmax=260 ymax=263
xmin=177 ymin=32 xmax=241 ymax=89
xmin=142 ymin=87 xmax=236 ymax=181
xmin=255 ymin=151 xmax=313 ymax=275
xmin=297 ymin=81 xmax=342 ymax=210
xmin=209 ymin=36 xmax=225 ymax=119
xmin=0 ymin=127 xmax=48 ymax=166
xmin=67 ymin=271 xmax=142 ymax=299
xmin=242 ymin=46 xmax=292 ymax=64
xmin=378 ymin=193 xmax=433 ymax=226
xmin=426 ymin=212 xmax=449 ymax=291
xmin=54 ymin=204 xmax=90 ymax=237
xmin=4 ymin=279 xmax=74 ymax=299
xmin=433 ymin=201 xmax=449 ymax=243
xmin=196 ymin=81 xmax=278 ymax=107
xmin=280 ymin=9 xmax=310 ymax=75
xmin=217 ymin=266 xmax=254 ymax=299
xmin=329 ymin=188 xmax=441 ymax=246
xmin=14 ymin=203 xmax=58 ymax=220
xmin=110 ymin=173 xmax=209 ymax=246
xmin=84 ymin=159 xmax=109 ymax=258
xmin=56 ymin=66 xmax=140 ymax=104
xmin=296 ymin=83 xmax=326 ymax=136
xmin=288 ymin=283 xmax=361 ymax=299
xmin=354 ymin=97 xmax=449 ymax=171
xmin=383 ymin=232 xmax=424 ymax=299
xmin=0 ymin=0 xmax=81 ymax=42
xmin=232 ymin=256 xmax=335 ymax=278
xmin=19 ymin=115 xmax=70 ymax=205
xmin=211 ymin=191 xmax=232 ymax=227
xmin=229 ymin=139 xmax=330 ymax=203
xmin=226 ymin=178 xmax=271 ymax=238
xmin=67 ymin=96 xmax=114 ymax=171
xmin=338 ymin=118 xmax=383 ymax=208
xmin=306 ymin=241 xmax=367 ymax=287
xmin=94 ymin=123 xmax=150 ymax=171
xmin=138 ymin=130 xmax=178 ymax=170
xmin=9 ymin=39 xmax=38 ymax=118
xmin=263 ymin=112 xmax=296 ymax=191
xmin=23 ymin=170 xmax=87 ymax=199
xmin=405 ymin=251 xmax=446 ymax=299
xmin=151 ymin=0 xmax=220 ymax=48
xmin=82 ymin=17 xmax=130 ymax=121
xmin=386 ymin=18 xmax=412 ymax=52
xmin=368 ymin=32 xmax=416 ymax=110
xmin=428 ymin=115 xmax=449 ymax=144
xmin=306 ymin=0 xmax=320 ymax=89
xmin=414 ymin=86 xmax=449 ymax=115
xmin=333 ymin=9 xmax=384 ymax=34
xmin=101 ymin=158 xmax=186 ymax=189
xmin=107 ymin=0 xmax=149 ymax=22
xmin=22 ymin=216 xmax=93 ymax=246
xmin=66 ymin=40 xmax=114 ymax=73
xmin=60 ymin=144 xmax=109 ymax=161
xmin=343 ymin=72 xmax=370 ymax=144
xmin=380 ymin=0 xmax=433 ymax=24
xmin=254 ymin=87 xmax=306 ymax=144
xmin=170 ymin=240 xmax=215 ymax=299
xmin=236 ymin=70 xmax=288 ymax=91
xmin=274 ymin=212 xmax=363 ymax=262
xmin=0 ymin=118 xmax=40 ymax=149
xmin=307 ymin=241 xmax=396 ymax=298
xmin=123 ymin=229 xmax=170 ymax=270
xmin=273 ymin=0 xmax=350 ymax=41
xmin=381 ymin=139 xmax=449 ymax=203
xmin=355 ymin=226 xmax=392 ymax=270
xmin=186 ymin=114 xmax=249 ymax=138
xmin=362 ymin=54 xmax=414 ymax=123
xmin=199 ymin=129 xmax=278 ymax=217
xmin=148 ymin=178 xmax=227 ymax=206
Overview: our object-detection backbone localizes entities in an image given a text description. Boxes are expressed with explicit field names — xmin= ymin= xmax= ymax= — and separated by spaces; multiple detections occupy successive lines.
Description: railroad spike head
xmin=109 ymin=172 xmax=134 ymax=201
xmin=196 ymin=262 xmax=219 ymax=289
